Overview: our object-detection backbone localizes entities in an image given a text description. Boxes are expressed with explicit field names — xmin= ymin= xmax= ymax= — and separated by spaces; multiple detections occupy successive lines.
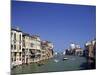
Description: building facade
xmin=22 ymin=33 xmax=30 ymax=64
xmin=41 ymin=41 xmax=54 ymax=60
xmin=11 ymin=27 xmax=54 ymax=67
xmin=11 ymin=27 xmax=23 ymax=66
xmin=31 ymin=35 xmax=41 ymax=62
xmin=65 ymin=43 xmax=83 ymax=56
xmin=22 ymin=34 xmax=42 ymax=63
xmin=85 ymin=39 xmax=96 ymax=69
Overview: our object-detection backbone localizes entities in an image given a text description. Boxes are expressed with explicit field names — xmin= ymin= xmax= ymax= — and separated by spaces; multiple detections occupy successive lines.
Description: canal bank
xmin=11 ymin=55 xmax=89 ymax=75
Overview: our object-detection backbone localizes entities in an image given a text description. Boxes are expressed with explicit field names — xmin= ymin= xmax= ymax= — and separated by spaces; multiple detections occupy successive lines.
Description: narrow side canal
xmin=11 ymin=55 xmax=88 ymax=75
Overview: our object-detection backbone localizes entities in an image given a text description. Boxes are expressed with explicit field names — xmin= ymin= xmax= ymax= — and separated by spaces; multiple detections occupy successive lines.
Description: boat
xmin=63 ymin=57 xmax=68 ymax=61
xmin=54 ymin=59 xmax=59 ymax=62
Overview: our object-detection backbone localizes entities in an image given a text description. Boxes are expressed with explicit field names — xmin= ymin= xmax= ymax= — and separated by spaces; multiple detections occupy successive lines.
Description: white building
xmin=76 ymin=44 xmax=80 ymax=48
xmin=11 ymin=27 xmax=23 ymax=66
xmin=70 ymin=43 xmax=76 ymax=50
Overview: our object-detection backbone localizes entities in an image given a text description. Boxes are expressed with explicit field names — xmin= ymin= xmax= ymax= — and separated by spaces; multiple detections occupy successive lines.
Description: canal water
xmin=11 ymin=54 xmax=88 ymax=75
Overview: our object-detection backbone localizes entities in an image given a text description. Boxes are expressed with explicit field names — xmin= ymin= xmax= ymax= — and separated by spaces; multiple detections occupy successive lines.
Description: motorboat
xmin=63 ymin=57 xmax=68 ymax=61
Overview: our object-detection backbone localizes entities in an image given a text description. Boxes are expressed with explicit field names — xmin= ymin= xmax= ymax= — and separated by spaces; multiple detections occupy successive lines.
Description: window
xmin=11 ymin=44 xmax=13 ymax=50
xmin=14 ymin=52 xmax=16 ymax=56
xmin=14 ymin=45 xmax=16 ymax=50
xmin=19 ymin=45 xmax=21 ymax=50
xmin=14 ymin=33 xmax=16 ymax=40
xmin=19 ymin=58 xmax=21 ymax=61
xmin=19 ymin=34 xmax=21 ymax=42
xmin=14 ymin=58 xmax=16 ymax=61
xmin=14 ymin=33 xmax=16 ymax=43
xmin=19 ymin=52 xmax=21 ymax=61
xmin=23 ymin=42 xmax=25 ymax=47
xmin=14 ymin=53 xmax=16 ymax=61
xmin=31 ymin=43 xmax=34 ymax=47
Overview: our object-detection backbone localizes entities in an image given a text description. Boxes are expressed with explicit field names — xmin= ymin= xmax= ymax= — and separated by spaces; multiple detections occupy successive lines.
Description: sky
xmin=11 ymin=1 xmax=96 ymax=52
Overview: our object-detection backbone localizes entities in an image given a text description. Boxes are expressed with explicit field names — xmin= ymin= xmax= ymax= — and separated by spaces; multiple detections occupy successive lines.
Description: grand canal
xmin=11 ymin=54 xmax=88 ymax=75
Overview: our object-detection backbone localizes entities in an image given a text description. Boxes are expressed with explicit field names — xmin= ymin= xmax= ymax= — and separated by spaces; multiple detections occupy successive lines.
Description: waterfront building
xmin=47 ymin=41 xmax=54 ymax=58
xmin=11 ymin=27 xmax=23 ymax=66
xmin=22 ymin=33 xmax=31 ymax=64
xmin=41 ymin=41 xmax=47 ymax=60
xmin=70 ymin=43 xmax=76 ymax=50
xmin=31 ymin=35 xmax=41 ymax=62
xmin=75 ymin=44 xmax=81 ymax=48
xmin=65 ymin=43 xmax=83 ymax=56
xmin=41 ymin=41 xmax=54 ymax=60
xmin=75 ymin=44 xmax=83 ymax=56
xmin=85 ymin=39 xmax=96 ymax=69
xmin=11 ymin=26 xmax=54 ymax=66
xmin=85 ymin=40 xmax=96 ymax=59
xmin=69 ymin=43 xmax=76 ymax=54
xmin=75 ymin=48 xmax=83 ymax=56
xmin=22 ymin=34 xmax=42 ymax=63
